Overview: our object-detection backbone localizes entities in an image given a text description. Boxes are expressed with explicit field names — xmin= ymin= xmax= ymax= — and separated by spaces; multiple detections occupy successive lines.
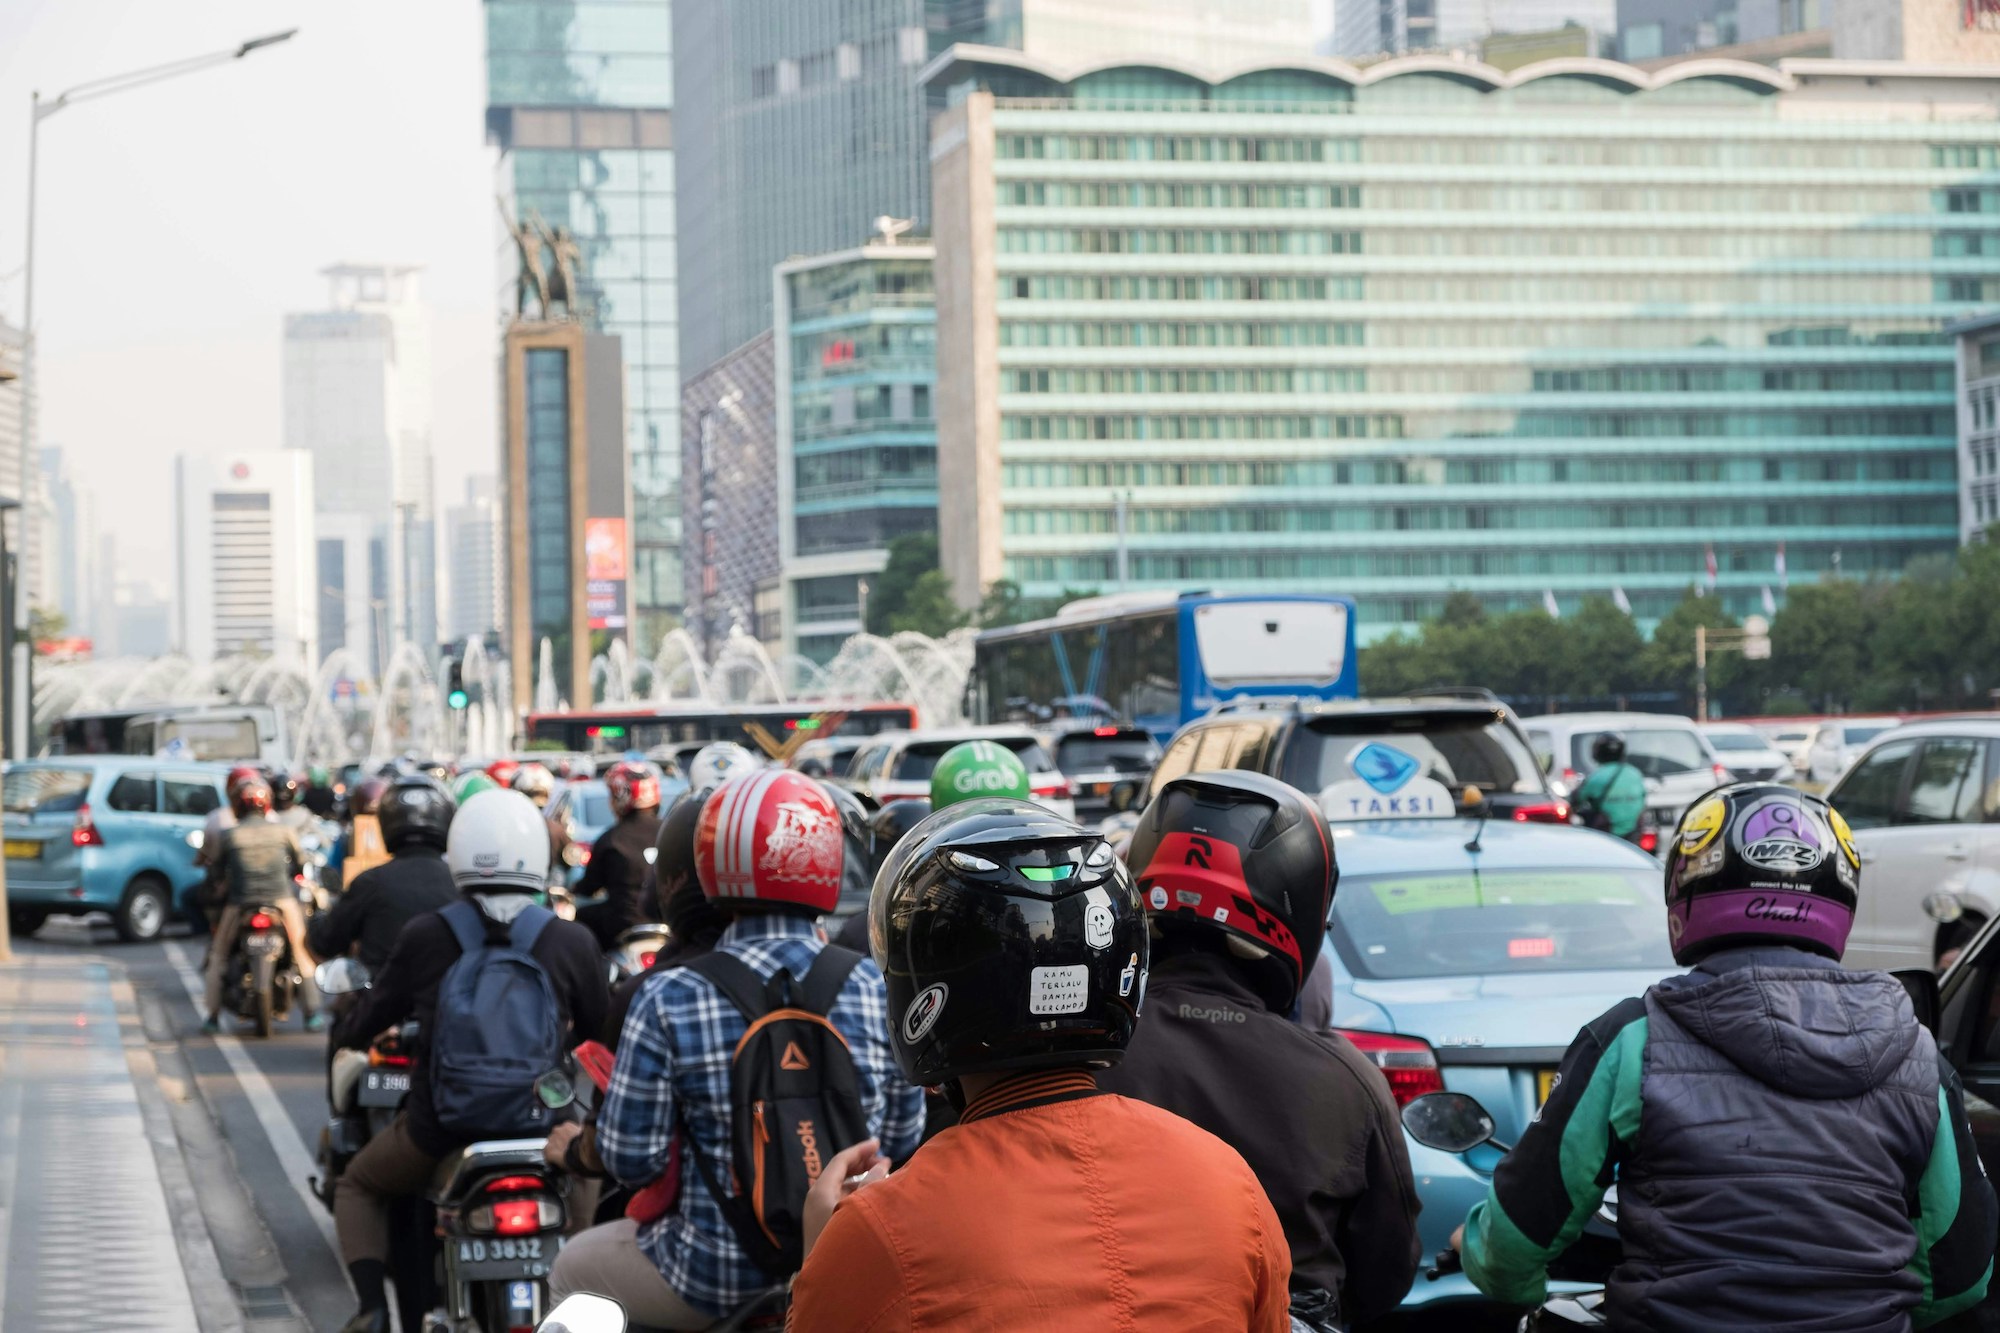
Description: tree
xmin=1638 ymin=590 xmax=1740 ymax=705
xmin=887 ymin=571 xmax=967 ymax=637
xmin=1558 ymin=597 xmax=1647 ymax=705
xmin=865 ymin=534 xmax=944 ymax=636
xmin=28 ymin=605 xmax=66 ymax=645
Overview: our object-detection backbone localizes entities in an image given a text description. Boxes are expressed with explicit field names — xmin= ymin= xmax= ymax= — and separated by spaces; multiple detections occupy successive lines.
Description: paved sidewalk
xmin=0 ymin=953 xmax=233 ymax=1331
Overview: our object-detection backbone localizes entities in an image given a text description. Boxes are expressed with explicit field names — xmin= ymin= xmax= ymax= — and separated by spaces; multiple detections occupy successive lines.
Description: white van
xmin=1523 ymin=712 xmax=1732 ymax=827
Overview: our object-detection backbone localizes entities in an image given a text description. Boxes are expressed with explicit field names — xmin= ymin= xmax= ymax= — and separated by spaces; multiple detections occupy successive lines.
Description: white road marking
xmin=163 ymin=939 xmax=339 ymax=1254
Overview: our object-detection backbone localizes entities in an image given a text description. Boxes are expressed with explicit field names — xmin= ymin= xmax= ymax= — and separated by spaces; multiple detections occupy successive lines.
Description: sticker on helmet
xmin=1827 ymin=807 xmax=1861 ymax=872
xmin=1118 ymin=952 xmax=1138 ymax=997
xmin=760 ymin=799 xmax=843 ymax=887
xmin=1148 ymin=885 xmax=1168 ymax=910
xmin=1028 ymin=964 xmax=1090 ymax=1016
xmin=1734 ymin=796 xmax=1827 ymax=874
xmin=903 ymin=983 xmax=948 ymax=1044
xmin=1679 ymin=797 xmax=1727 ymax=857
xmin=1084 ymin=887 xmax=1114 ymax=950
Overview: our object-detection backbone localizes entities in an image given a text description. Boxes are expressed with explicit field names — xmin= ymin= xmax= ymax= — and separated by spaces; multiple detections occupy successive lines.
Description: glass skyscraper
xmin=486 ymin=0 xmax=681 ymax=642
xmin=927 ymin=53 xmax=1999 ymax=638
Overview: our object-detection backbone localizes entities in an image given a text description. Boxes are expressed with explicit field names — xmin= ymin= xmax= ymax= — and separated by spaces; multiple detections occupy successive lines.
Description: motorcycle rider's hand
xmin=543 ymin=1120 xmax=583 ymax=1168
xmin=1449 ymin=1224 xmax=1465 ymax=1253
xmin=803 ymin=1138 xmax=889 ymax=1260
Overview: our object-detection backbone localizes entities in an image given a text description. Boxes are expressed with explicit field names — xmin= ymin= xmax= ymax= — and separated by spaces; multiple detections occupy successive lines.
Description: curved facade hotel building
xmin=923 ymin=49 xmax=2000 ymax=637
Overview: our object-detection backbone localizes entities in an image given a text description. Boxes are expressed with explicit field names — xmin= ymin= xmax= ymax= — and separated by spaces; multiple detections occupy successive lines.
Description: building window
xmin=898 ymin=26 xmax=927 ymax=64
xmin=777 ymin=58 xmax=799 ymax=94
xmin=837 ymin=43 xmax=860 ymax=81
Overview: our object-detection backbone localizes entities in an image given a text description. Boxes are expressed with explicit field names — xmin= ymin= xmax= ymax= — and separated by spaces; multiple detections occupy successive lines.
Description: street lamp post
xmin=16 ymin=28 xmax=297 ymax=758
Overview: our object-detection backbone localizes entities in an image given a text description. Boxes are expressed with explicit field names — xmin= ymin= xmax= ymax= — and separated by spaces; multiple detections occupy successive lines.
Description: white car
xmin=1799 ymin=717 xmax=1902 ymax=787
xmin=1697 ymin=723 xmax=1796 ymax=784
xmin=1523 ymin=712 xmax=1732 ymax=827
xmin=846 ymin=727 xmax=1078 ymax=821
xmin=1824 ymin=718 xmax=2000 ymax=972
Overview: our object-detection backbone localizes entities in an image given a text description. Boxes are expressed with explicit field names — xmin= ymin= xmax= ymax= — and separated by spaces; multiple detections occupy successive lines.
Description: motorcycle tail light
xmin=248 ymin=911 xmax=275 ymax=930
xmin=1334 ymin=1028 xmax=1445 ymax=1107
xmin=483 ymin=1176 xmax=546 ymax=1194
xmin=1510 ymin=801 xmax=1572 ymax=824
xmin=638 ymin=951 xmax=658 ymax=970
xmin=368 ymin=1050 xmax=413 ymax=1068
xmin=464 ymin=1193 xmax=561 ymax=1235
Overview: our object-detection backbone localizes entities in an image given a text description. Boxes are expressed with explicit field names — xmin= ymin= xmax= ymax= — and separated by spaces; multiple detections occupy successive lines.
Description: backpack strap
xmin=440 ymin=900 xmax=486 ymax=956
xmin=798 ymin=945 xmax=863 ymax=1018
xmin=506 ymin=904 xmax=556 ymax=953
xmin=684 ymin=952 xmax=776 ymax=1024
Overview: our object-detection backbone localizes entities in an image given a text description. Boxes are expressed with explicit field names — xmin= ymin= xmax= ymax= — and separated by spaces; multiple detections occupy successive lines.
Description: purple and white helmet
xmin=1664 ymin=782 xmax=1861 ymax=965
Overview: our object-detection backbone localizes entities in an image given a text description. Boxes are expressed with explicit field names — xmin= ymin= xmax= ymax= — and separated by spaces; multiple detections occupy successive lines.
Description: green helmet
xmin=451 ymin=771 xmax=500 ymax=804
xmin=930 ymin=740 xmax=1032 ymax=809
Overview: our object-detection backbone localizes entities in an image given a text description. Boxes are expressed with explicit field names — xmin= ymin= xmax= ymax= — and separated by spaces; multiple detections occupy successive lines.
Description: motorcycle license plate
xmin=452 ymin=1234 xmax=560 ymax=1281
xmin=1536 ymin=1069 xmax=1559 ymax=1105
xmin=4 ymin=839 xmax=39 ymax=859
xmin=358 ymin=1069 xmax=411 ymax=1106
xmin=243 ymin=934 xmax=283 ymax=955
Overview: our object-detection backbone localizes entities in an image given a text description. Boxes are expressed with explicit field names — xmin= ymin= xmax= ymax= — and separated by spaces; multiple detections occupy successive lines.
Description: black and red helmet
xmin=232 ymin=779 xmax=274 ymax=818
xmin=1125 ymin=770 xmax=1336 ymax=1012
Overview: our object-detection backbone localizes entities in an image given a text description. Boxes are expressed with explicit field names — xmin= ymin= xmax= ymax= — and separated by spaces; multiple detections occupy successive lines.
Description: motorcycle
xmin=606 ymin=922 xmax=671 ymax=986
xmin=1404 ymin=1091 xmax=1615 ymax=1332
xmin=224 ymin=901 xmax=305 ymax=1037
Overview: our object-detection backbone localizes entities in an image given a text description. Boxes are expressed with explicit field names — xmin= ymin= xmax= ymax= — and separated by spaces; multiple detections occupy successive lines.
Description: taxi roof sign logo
xmin=1350 ymin=742 xmax=1421 ymax=795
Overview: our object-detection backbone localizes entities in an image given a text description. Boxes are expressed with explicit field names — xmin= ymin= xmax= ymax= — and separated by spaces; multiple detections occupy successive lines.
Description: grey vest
xmin=1612 ymin=954 xmax=1941 ymax=1333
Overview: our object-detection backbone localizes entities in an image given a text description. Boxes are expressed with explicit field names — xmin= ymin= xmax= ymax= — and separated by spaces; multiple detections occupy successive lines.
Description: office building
xmin=37 ymin=449 xmax=88 ymax=638
xmin=486 ymin=0 xmax=680 ymax=641
xmin=925 ymin=51 xmax=1998 ymax=638
xmin=445 ymin=475 xmax=504 ymax=645
xmin=283 ymin=263 xmax=438 ymax=672
xmin=501 ymin=322 xmax=630 ymax=714
xmin=776 ymin=238 xmax=938 ymax=663
xmin=938 ymin=0 xmax=1316 ymax=65
xmin=173 ymin=452 xmax=316 ymax=664
xmin=1833 ymin=0 xmax=2000 ymax=63
xmin=1953 ymin=312 xmax=2000 ymax=544
xmin=0 ymin=323 xmax=23 ymax=595
xmin=1332 ymin=0 xmax=1613 ymax=57
xmin=681 ymin=332 xmax=780 ymax=657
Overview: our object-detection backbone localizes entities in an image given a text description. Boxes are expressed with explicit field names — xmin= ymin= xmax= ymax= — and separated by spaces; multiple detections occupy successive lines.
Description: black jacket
xmin=307 ymin=849 xmax=458 ymax=973
xmin=1096 ymin=950 xmax=1423 ymax=1326
xmin=575 ymin=810 xmax=663 ymax=947
xmin=340 ymin=901 xmax=610 ymax=1157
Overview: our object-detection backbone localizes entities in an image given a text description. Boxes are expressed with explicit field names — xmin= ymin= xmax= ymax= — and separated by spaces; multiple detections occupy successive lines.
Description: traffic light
xmin=445 ymin=658 xmax=469 ymax=711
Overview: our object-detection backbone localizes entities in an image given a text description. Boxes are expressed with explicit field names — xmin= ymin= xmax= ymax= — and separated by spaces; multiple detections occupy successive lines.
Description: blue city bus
xmin=969 ymin=591 xmax=1360 ymax=744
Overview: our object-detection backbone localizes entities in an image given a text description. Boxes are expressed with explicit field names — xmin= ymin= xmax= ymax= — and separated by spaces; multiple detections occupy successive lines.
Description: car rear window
xmin=893 ymin=738 xmax=1056 ymax=781
xmin=1330 ymin=867 xmax=1674 ymax=980
xmin=1279 ymin=712 xmax=1542 ymax=798
xmin=1055 ymin=732 xmax=1159 ymax=775
xmin=1844 ymin=725 xmax=1894 ymax=746
xmin=1573 ymin=728 xmax=1708 ymax=778
xmin=4 ymin=767 xmax=93 ymax=815
xmin=579 ymin=792 xmax=614 ymax=828
xmin=1704 ymin=730 xmax=1769 ymax=753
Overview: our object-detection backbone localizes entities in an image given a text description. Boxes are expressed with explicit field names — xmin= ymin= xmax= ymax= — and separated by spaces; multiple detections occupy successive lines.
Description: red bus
xmin=524 ymin=700 xmax=919 ymax=762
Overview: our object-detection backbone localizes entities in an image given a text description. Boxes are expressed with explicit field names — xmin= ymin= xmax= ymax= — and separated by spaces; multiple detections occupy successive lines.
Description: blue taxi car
xmin=1312 ymin=768 xmax=1677 ymax=1308
xmin=4 ymin=758 xmax=228 ymax=942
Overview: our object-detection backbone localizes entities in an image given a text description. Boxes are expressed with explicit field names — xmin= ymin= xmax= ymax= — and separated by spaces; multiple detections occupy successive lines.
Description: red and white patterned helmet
xmin=604 ymin=761 xmax=661 ymax=817
xmin=695 ymin=770 xmax=844 ymax=913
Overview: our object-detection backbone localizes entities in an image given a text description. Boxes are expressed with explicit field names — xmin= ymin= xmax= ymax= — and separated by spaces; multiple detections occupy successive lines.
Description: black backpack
xmin=682 ymin=945 xmax=869 ymax=1277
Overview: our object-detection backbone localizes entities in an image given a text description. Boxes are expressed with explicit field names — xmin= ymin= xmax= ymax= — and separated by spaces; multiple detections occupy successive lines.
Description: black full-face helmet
xmin=815 ymin=778 xmax=876 ymax=917
xmin=1124 ymin=770 xmax=1336 ymax=1013
xmin=378 ymin=775 xmax=455 ymax=853
xmin=866 ymin=797 xmax=933 ymax=877
xmin=1591 ymin=733 xmax=1628 ymax=765
xmin=871 ymin=798 xmax=1148 ymax=1087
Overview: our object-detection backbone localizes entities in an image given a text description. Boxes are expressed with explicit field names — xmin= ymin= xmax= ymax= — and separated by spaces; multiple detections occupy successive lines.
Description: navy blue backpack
xmin=430 ymin=901 xmax=565 ymax=1140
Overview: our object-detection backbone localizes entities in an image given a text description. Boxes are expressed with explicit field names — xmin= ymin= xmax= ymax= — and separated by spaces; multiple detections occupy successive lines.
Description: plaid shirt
xmin=597 ymin=913 xmax=924 ymax=1317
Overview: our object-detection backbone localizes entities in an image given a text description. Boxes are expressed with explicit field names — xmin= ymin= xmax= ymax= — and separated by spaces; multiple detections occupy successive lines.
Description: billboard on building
xmin=585 ymin=516 xmax=628 ymax=630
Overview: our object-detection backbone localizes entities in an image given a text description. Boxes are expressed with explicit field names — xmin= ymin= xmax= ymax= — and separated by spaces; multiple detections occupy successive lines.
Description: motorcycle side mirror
xmin=185 ymin=829 xmax=205 ymax=850
xmin=314 ymin=957 xmax=371 ymax=995
xmin=1893 ymin=968 xmax=1941 ymax=1031
xmin=537 ymin=1293 xmax=627 ymax=1333
xmin=535 ymin=1067 xmax=577 ymax=1111
xmin=1400 ymin=1091 xmax=1497 ymax=1155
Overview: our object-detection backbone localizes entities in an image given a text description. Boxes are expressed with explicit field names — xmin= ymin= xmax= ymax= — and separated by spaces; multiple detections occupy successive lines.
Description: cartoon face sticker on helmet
xmin=1679 ymin=796 xmax=1727 ymax=858
xmin=1734 ymin=795 xmax=1827 ymax=874
xmin=1827 ymin=805 xmax=1861 ymax=887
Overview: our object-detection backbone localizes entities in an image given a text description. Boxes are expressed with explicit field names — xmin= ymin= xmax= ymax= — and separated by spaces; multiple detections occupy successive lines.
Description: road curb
xmin=119 ymin=966 xmax=311 ymax=1333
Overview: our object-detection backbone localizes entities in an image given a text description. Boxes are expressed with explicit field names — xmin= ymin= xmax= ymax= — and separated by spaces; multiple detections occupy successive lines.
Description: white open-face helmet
xmin=445 ymin=788 xmax=550 ymax=893
xmin=689 ymin=741 xmax=761 ymax=791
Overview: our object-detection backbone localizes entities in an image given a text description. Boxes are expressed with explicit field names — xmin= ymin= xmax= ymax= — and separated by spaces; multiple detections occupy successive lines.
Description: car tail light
xmin=1560 ymin=768 xmax=1581 ymax=787
xmin=71 ymin=804 xmax=104 ymax=847
xmin=1333 ymin=1029 xmax=1445 ymax=1107
xmin=1712 ymin=764 xmax=1733 ymax=784
xmin=1511 ymin=801 xmax=1572 ymax=824
xmin=248 ymin=910 xmax=275 ymax=930
xmin=1033 ymin=777 xmax=1076 ymax=800
xmin=1092 ymin=726 xmax=1120 ymax=737
xmin=1508 ymin=936 xmax=1557 ymax=959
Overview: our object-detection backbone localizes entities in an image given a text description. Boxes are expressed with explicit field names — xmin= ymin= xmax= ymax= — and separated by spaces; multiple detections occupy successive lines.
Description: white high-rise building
xmin=173 ymin=452 xmax=316 ymax=665
xmin=283 ymin=263 xmax=437 ymax=673
xmin=444 ymin=475 xmax=502 ymax=644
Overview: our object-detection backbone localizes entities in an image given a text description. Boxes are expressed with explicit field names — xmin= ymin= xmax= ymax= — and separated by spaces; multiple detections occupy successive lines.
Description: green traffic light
xmin=447 ymin=689 xmax=470 ymax=710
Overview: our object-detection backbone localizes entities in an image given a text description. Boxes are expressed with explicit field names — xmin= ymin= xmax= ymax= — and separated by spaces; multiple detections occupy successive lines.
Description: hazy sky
xmin=0 ymin=0 xmax=499 ymax=602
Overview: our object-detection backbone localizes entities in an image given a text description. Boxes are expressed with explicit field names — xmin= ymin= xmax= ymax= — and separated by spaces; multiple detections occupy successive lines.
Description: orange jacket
xmin=789 ymin=1069 xmax=1292 ymax=1333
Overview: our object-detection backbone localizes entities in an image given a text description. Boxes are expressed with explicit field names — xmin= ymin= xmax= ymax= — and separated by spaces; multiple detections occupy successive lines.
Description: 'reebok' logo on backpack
xmin=429 ymin=901 xmax=565 ymax=1139
xmin=682 ymin=946 xmax=869 ymax=1277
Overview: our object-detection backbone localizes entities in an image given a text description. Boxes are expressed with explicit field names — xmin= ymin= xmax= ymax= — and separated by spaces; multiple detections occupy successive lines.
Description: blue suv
xmin=4 ymin=758 xmax=228 ymax=942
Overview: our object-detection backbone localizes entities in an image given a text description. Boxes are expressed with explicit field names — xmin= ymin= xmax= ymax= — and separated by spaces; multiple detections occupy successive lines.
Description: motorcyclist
xmin=574 ymin=761 xmax=666 ymax=950
xmin=513 ymin=762 xmax=556 ymax=810
xmin=1099 ymin=770 xmax=1422 ymax=1330
xmin=686 ymin=740 xmax=760 ymax=791
xmin=196 ymin=764 xmax=263 ymax=890
xmin=202 ymin=778 xmax=324 ymax=1034
xmin=548 ymin=771 xmax=923 ymax=1329
xmin=302 ymin=765 xmax=339 ymax=818
xmin=1452 ymin=782 xmax=1996 ymax=1329
xmin=331 ymin=789 xmax=608 ymax=1333
xmin=1572 ymin=732 xmax=1646 ymax=843
xmin=486 ymin=757 xmax=522 ymax=789
xmin=306 ymin=775 xmax=458 ymax=978
xmin=927 ymin=738 xmax=1031 ymax=807
xmin=340 ymin=777 xmax=390 ymax=888
xmin=272 ymin=772 xmax=316 ymax=834
xmin=789 ymin=798 xmax=1293 ymax=1332
xmin=450 ymin=769 xmax=498 ymax=806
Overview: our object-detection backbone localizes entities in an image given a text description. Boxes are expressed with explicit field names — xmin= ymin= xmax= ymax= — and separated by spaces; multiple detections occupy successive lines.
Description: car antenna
xmin=1463 ymin=787 xmax=1489 ymax=854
